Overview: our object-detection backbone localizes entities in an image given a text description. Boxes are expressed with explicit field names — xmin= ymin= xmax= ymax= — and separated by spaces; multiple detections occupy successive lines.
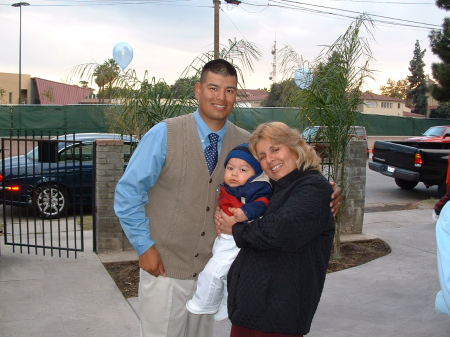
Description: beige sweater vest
xmin=146 ymin=113 xmax=249 ymax=280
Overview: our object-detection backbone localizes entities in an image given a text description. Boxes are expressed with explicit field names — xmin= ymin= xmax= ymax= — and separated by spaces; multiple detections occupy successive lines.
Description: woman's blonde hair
xmin=249 ymin=122 xmax=321 ymax=172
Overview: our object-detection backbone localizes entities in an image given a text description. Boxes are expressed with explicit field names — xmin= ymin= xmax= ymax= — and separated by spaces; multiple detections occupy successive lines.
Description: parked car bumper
xmin=369 ymin=161 xmax=420 ymax=182
xmin=0 ymin=186 xmax=33 ymax=207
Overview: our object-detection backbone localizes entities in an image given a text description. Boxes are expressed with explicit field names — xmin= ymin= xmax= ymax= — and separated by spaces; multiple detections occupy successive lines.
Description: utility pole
xmin=12 ymin=2 xmax=30 ymax=104
xmin=213 ymin=0 xmax=220 ymax=59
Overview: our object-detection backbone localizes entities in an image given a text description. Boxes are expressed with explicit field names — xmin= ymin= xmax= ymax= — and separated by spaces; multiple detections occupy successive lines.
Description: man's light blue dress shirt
xmin=436 ymin=202 xmax=450 ymax=315
xmin=114 ymin=110 xmax=229 ymax=255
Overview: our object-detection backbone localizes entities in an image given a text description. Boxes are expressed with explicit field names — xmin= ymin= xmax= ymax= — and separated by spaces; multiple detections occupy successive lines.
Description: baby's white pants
xmin=186 ymin=233 xmax=240 ymax=320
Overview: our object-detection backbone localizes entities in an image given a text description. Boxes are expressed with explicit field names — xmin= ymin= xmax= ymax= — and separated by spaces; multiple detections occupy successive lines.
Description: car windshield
xmin=423 ymin=127 xmax=446 ymax=137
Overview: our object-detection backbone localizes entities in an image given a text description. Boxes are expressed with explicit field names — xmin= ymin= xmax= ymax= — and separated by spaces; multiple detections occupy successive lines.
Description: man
xmin=115 ymin=59 xmax=342 ymax=337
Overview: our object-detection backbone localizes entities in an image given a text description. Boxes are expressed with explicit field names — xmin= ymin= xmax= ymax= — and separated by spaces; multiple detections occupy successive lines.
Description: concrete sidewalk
xmin=309 ymin=208 xmax=449 ymax=337
xmin=0 ymin=232 xmax=140 ymax=337
xmin=1 ymin=208 xmax=449 ymax=337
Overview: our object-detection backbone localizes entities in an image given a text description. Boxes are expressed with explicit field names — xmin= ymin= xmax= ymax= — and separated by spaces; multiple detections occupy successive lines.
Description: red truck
xmin=407 ymin=126 xmax=450 ymax=143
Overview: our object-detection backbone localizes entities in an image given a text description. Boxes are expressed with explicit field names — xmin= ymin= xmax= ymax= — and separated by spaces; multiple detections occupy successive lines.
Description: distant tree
xmin=93 ymin=59 xmax=120 ymax=101
xmin=262 ymin=79 xmax=300 ymax=107
xmin=437 ymin=0 xmax=450 ymax=10
xmin=379 ymin=78 xmax=409 ymax=99
xmin=430 ymin=103 xmax=450 ymax=118
xmin=429 ymin=1 xmax=450 ymax=103
xmin=407 ymin=40 xmax=428 ymax=115
xmin=79 ymin=80 xmax=88 ymax=88
xmin=171 ymin=76 xmax=198 ymax=99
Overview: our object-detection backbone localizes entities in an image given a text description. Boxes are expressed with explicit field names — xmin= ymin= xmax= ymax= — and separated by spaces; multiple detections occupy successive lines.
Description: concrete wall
xmin=95 ymin=139 xmax=132 ymax=253
xmin=340 ymin=140 xmax=367 ymax=234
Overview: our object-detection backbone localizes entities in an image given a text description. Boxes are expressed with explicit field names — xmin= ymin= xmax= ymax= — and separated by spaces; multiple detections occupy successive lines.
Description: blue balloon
xmin=113 ymin=42 xmax=133 ymax=70
xmin=294 ymin=68 xmax=312 ymax=89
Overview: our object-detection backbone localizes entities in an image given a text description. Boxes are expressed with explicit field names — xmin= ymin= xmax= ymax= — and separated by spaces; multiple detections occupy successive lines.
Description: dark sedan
xmin=1 ymin=133 xmax=137 ymax=218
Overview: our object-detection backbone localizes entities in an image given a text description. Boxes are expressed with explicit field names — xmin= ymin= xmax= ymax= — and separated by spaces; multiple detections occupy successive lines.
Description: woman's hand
xmin=215 ymin=208 xmax=238 ymax=235
xmin=330 ymin=182 xmax=344 ymax=217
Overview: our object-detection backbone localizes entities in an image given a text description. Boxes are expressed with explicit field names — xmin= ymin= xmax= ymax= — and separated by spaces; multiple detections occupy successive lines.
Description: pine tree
xmin=436 ymin=0 xmax=450 ymax=10
xmin=429 ymin=0 xmax=450 ymax=103
xmin=407 ymin=40 xmax=428 ymax=115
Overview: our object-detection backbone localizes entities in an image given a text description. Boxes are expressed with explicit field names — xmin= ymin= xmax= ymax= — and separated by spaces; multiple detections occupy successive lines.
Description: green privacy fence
xmin=354 ymin=113 xmax=449 ymax=136
xmin=0 ymin=104 xmax=448 ymax=136
xmin=0 ymin=105 xmax=109 ymax=136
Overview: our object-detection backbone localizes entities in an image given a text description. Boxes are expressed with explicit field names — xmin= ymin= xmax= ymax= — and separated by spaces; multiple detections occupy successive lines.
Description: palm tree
xmin=93 ymin=59 xmax=120 ymax=102
xmin=290 ymin=15 xmax=374 ymax=258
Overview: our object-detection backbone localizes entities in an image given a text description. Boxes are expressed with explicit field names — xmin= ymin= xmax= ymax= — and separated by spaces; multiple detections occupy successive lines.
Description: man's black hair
xmin=200 ymin=59 xmax=238 ymax=83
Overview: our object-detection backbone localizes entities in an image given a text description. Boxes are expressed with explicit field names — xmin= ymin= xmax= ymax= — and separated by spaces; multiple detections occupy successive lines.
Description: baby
xmin=186 ymin=143 xmax=272 ymax=320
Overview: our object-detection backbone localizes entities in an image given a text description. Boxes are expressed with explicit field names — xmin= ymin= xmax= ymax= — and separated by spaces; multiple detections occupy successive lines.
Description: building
xmin=0 ymin=72 xmax=93 ymax=105
xmin=358 ymin=91 xmax=412 ymax=117
xmin=236 ymin=89 xmax=269 ymax=107
xmin=33 ymin=78 xmax=93 ymax=105
xmin=0 ymin=72 xmax=32 ymax=104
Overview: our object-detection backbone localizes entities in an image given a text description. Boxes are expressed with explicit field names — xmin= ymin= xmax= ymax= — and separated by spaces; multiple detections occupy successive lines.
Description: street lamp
xmin=11 ymin=2 xmax=30 ymax=104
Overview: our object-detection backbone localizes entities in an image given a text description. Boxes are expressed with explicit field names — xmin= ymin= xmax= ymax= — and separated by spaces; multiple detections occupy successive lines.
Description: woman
xmin=216 ymin=122 xmax=335 ymax=337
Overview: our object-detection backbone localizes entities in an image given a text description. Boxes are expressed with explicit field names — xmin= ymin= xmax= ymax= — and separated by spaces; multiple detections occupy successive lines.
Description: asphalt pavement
xmin=1 ymin=206 xmax=449 ymax=337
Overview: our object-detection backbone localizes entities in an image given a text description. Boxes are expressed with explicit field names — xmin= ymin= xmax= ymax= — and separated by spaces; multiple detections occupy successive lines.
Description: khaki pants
xmin=138 ymin=269 xmax=214 ymax=337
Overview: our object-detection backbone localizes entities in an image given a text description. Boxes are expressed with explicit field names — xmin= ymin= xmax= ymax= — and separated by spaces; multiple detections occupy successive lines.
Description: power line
xmin=239 ymin=0 xmax=440 ymax=31
xmin=273 ymin=0 xmax=441 ymax=28
xmin=327 ymin=0 xmax=433 ymax=4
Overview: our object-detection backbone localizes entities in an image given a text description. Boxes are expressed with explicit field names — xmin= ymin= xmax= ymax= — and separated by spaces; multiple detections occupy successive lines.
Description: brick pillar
xmin=95 ymin=139 xmax=131 ymax=253
xmin=340 ymin=140 xmax=367 ymax=234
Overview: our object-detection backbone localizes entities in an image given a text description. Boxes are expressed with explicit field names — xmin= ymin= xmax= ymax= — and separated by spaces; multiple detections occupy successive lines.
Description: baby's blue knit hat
xmin=224 ymin=143 xmax=262 ymax=176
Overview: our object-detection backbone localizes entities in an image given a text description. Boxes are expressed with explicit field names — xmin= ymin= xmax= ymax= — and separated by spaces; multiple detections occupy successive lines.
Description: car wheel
xmin=32 ymin=184 xmax=69 ymax=219
xmin=394 ymin=178 xmax=418 ymax=190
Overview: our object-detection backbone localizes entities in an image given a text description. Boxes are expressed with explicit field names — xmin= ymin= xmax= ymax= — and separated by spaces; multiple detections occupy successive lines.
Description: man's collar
xmin=194 ymin=109 xmax=228 ymax=141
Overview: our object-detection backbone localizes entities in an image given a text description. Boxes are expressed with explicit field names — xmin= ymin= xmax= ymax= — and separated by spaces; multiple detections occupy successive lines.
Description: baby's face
xmin=224 ymin=157 xmax=256 ymax=187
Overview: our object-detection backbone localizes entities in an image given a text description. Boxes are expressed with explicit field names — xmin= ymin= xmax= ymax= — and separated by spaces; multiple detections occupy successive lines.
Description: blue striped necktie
xmin=204 ymin=133 xmax=219 ymax=175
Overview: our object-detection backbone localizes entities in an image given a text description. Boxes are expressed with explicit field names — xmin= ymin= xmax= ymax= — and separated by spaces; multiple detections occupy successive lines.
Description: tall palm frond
xmin=181 ymin=38 xmax=262 ymax=87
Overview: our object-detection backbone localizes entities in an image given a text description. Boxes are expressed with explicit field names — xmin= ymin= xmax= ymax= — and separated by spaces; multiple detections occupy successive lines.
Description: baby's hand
xmin=229 ymin=208 xmax=248 ymax=223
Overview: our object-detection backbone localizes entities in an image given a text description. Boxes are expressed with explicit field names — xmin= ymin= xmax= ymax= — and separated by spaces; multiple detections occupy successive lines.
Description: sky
xmin=0 ymin=0 xmax=448 ymax=93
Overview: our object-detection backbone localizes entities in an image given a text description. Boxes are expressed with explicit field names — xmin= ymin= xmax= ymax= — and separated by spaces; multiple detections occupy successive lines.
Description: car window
xmin=59 ymin=144 xmax=93 ymax=162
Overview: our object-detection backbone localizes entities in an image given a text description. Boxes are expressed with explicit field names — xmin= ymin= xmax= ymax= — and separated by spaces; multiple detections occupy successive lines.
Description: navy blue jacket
xmin=227 ymin=169 xmax=335 ymax=335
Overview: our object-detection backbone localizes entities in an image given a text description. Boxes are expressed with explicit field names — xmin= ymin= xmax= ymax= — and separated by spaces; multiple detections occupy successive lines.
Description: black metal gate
xmin=1 ymin=133 xmax=87 ymax=257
